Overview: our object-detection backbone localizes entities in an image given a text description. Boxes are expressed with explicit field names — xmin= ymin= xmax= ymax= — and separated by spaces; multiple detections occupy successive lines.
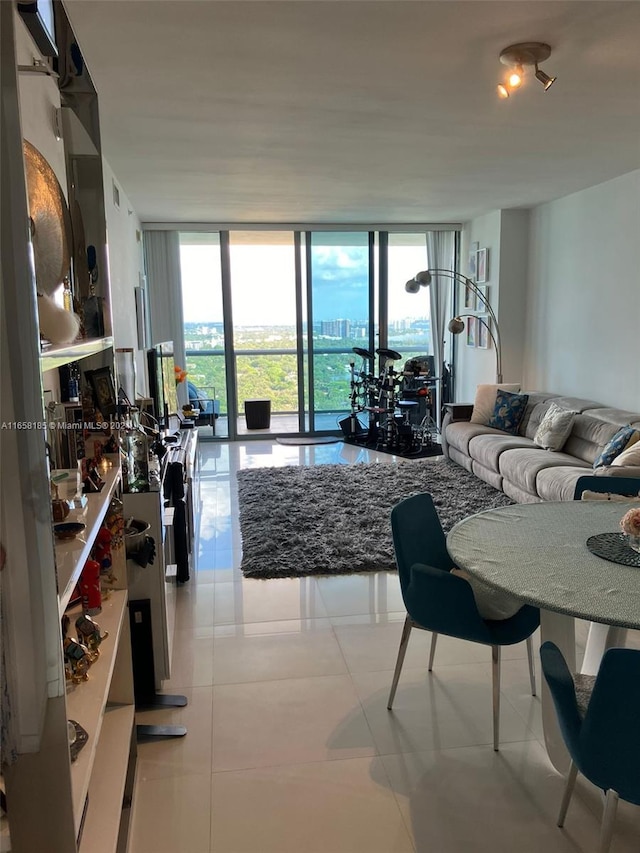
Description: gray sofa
xmin=442 ymin=393 xmax=640 ymax=503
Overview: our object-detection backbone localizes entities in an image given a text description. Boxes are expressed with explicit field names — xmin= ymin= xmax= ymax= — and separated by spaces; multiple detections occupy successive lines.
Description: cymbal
xmin=23 ymin=140 xmax=72 ymax=295
xmin=376 ymin=348 xmax=402 ymax=361
xmin=397 ymin=400 xmax=418 ymax=407
xmin=352 ymin=347 xmax=373 ymax=360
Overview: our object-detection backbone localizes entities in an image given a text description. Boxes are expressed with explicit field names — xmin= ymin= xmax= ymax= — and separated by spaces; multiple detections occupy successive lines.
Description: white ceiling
xmin=64 ymin=0 xmax=640 ymax=225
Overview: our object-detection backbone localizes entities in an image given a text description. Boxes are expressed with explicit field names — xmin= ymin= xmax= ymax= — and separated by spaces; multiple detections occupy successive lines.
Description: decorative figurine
xmin=75 ymin=614 xmax=108 ymax=660
xmin=63 ymin=637 xmax=91 ymax=682
xmin=79 ymin=558 xmax=102 ymax=615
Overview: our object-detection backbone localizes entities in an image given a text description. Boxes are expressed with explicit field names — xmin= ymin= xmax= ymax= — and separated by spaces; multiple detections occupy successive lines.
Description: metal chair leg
xmin=526 ymin=635 xmax=537 ymax=696
xmin=491 ymin=645 xmax=501 ymax=751
xmin=598 ymin=790 xmax=619 ymax=853
xmin=557 ymin=760 xmax=578 ymax=827
xmin=387 ymin=615 xmax=413 ymax=710
xmin=428 ymin=632 xmax=438 ymax=672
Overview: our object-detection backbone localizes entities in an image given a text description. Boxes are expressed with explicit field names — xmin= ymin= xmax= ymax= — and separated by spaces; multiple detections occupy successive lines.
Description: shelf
xmin=40 ymin=337 xmax=114 ymax=372
xmin=56 ymin=462 xmax=121 ymax=614
xmin=78 ymin=704 xmax=135 ymax=853
xmin=66 ymin=590 xmax=128 ymax=838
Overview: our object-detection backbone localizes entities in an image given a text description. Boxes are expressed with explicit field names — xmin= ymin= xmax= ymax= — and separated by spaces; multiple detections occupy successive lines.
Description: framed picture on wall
xmin=477 ymin=248 xmax=489 ymax=283
xmin=464 ymin=285 xmax=474 ymax=309
xmin=475 ymin=284 xmax=488 ymax=313
xmin=466 ymin=316 xmax=477 ymax=347
xmin=468 ymin=251 xmax=477 ymax=279
xmin=477 ymin=318 xmax=490 ymax=349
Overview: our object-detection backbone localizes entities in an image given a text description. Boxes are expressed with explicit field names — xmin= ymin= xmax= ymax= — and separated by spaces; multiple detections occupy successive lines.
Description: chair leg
xmin=557 ymin=760 xmax=578 ymax=827
xmin=491 ymin=645 xmax=501 ymax=751
xmin=428 ymin=632 xmax=438 ymax=672
xmin=598 ymin=790 xmax=619 ymax=853
xmin=525 ymin=635 xmax=537 ymax=696
xmin=387 ymin=615 xmax=413 ymax=710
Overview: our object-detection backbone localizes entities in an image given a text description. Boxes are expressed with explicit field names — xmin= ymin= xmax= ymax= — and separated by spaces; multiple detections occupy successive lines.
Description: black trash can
xmin=244 ymin=399 xmax=271 ymax=430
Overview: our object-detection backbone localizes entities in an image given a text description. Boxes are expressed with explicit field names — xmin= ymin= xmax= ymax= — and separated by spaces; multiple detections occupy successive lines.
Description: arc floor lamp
xmin=405 ymin=269 xmax=503 ymax=383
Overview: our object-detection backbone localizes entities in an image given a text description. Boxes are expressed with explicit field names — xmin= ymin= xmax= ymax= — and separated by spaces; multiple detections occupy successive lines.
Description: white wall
xmin=525 ymin=170 xmax=640 ymax=411
xmin=102 ymin=162 xmax=147 ymax=394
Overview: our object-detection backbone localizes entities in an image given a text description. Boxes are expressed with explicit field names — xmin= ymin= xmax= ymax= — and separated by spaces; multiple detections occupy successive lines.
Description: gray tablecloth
xmin=447 ymin=501 xmax=640 ymax=629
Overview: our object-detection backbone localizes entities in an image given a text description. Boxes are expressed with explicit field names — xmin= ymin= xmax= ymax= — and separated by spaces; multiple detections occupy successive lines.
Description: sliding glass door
xmin=179 ymin=228 xmax=449 ymax=440
xmin=228 ymin=231 xmax=298 ymax=435
xmin=307 ymin=232 xmax=372 ymax=431
xmin=180 ymin=232 xmax=229 ymax=439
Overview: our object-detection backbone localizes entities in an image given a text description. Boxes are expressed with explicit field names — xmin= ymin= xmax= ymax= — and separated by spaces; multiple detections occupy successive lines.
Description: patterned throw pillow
xmin=533 ymin=402 xmax=576 ymax=451
xmin=470 ymin=383 xmax=521 ymax=425
xmin=486 ymin=390 xmax=529 ymax=435
xmin=593 ymin=425 xmax=640 ymax=469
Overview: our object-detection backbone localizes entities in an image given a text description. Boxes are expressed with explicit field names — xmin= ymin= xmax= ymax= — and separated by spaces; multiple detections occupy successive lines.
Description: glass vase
xmin=627 ymin=534 xmax=640 ymax=554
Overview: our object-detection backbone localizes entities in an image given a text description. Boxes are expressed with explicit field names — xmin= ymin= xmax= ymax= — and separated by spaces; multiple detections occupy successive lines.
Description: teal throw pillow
xmin=593 ymin=425 xmax=640 ymax=469
xmin=487 ymin=390 xmax=529 ymax=435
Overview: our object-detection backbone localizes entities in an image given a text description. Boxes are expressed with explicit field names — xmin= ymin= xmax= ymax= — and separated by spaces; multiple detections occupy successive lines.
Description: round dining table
xmin=447 ymin=499 xmax=640 ymax=771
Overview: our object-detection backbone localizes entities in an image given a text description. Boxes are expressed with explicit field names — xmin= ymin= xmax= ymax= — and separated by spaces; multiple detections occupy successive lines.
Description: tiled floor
xmin=129 ymin=441 xmax=640 ymax=853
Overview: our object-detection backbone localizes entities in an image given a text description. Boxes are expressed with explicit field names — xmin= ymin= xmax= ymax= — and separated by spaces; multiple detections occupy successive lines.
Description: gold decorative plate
xmin=23 ymin=139 xmax=72 ymax=294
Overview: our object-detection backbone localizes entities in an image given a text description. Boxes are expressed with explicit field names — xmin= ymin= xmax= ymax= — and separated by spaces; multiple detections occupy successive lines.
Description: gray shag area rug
xmin=237 ymin=458 xmax=514 ymax=578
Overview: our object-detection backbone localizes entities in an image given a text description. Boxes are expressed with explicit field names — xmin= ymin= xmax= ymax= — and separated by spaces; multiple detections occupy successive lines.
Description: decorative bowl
xmin=53 ymin=522 xmax=85 ymax=541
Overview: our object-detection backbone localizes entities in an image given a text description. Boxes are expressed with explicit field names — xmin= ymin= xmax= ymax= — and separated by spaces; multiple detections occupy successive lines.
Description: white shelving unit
xmin=1 ymin=4 xmax=136 ymax=852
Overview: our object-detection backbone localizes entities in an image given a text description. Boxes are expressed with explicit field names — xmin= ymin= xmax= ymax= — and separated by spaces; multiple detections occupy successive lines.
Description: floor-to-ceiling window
xmin=180 ymin=232 xmax=229 ymax=439
xmin=228 ymin=231 xmax=298 ymax=435
xmin=178 ymin=228 xmax=454 ymax=440
xmin=307 ymin=232 xmax=372 ymax=432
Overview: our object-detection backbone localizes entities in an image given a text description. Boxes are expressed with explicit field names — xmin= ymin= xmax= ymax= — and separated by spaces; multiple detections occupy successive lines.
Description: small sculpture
xmin=63 ymin=637 xmax=91 ymax=682
xmin=75 ymin=614 xmax=108 ymax=660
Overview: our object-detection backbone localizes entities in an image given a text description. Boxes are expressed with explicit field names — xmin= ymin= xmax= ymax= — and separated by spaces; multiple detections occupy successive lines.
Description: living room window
xmin=179 ymin=228 xmax=454 ymax=439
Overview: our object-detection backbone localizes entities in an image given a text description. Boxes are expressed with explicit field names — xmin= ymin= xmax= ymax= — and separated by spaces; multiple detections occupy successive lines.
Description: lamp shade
xmin=405 ymin=278 xmax=421 ymax=293
xmin=448 ymin=317 xmax=465 ymax=335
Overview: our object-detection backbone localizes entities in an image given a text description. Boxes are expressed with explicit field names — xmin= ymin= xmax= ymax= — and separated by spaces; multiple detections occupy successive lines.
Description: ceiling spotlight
xmin=497 ymin=42 xmax=556 ymax=98
xmin=535 ymin=64 xmax=556 ymax=91
xmin=508 ymin=66 xmax=523 ymax=89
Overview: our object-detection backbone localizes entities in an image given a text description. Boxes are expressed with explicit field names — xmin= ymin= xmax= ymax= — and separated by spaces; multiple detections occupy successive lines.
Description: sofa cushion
xmin=445 ymin=421 xmax=505 ymax=456
xmin=470 ymin=459 xmax=504 ymax=492
xmin=487 ymin=390 xmax=529 ymax=434
xmin=534 ymin=403 xmax=577 ymax=451
xmin=468 ymin=433 xmax=538 ymax=471
xmin=612 ymin=441 xmax=640 ymax=468
xmin=518 ymin=392 xmax=559 ymax=437
xmin=583 ymin=407 xmax=640 ymax=429
xmin=563 ymin=414 xmax=621 ymax=465
xmin=499 ymin=447 xmax=590 ymax=496
xmin=549 ymin=396 xmax=603 ymax=413
xmin=593 ymin=426 xmax=640 ymax=469
xmin=470 ymin=383 xmax=521 ymax=425
xmin=535 ymin=466 xmax=594 ymax=502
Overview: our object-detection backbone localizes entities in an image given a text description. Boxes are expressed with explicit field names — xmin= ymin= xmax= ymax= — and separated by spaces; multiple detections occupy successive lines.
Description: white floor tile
xmin=380 ymin=740 xmax=640 ymax=852
xmin=129 ymin=772 xmax=211 ymax=853
xmin=212 ymin=577 xmax=328 ymax=625
xmin=352 ymin=663 xmax=537 ymax=754
xmin=212 ymin=623 xmax=347 ymax=684
xmin=211 ymin=674 xmax=377 ymax=772
xmin=210 ymin=757 xmax=415 ymax=853
xmin=135 ymin=686 xmax=213 ymax=780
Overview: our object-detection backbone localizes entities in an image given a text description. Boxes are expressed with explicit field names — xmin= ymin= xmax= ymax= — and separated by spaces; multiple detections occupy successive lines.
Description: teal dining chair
xmin=540 ymin=641 xmax=640 ymax=852
xmin=388 ymin=493 xmax=540 ymax=750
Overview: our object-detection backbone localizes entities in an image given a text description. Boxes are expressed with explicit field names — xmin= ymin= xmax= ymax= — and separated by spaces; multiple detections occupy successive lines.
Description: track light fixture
xmin=497 ymin=42 xmax=556 ymax=98
xmin=535 ymin=64 xmax=557 ymax=91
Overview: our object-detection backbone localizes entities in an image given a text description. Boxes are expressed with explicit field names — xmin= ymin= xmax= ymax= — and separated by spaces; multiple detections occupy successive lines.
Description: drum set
xmin=346 ymin=346 xmax=439 ymax=454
